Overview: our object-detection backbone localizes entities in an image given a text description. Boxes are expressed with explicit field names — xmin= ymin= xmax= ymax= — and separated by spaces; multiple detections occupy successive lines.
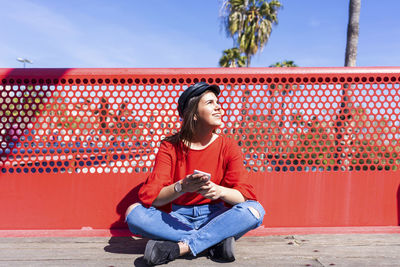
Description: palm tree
xmin=344 ymin=0 xmax=361 ymax=66
xmin=269 ymin=60 xmax=298 ymax=67
xmin=221 ymin=0 xmax=282 ymax=67
xmin=341 ymin=0 xmax=361 ymax=157
xmin=219 ymin=48 xmax=247 ymax=67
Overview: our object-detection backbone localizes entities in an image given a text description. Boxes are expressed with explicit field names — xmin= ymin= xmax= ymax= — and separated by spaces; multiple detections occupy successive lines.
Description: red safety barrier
xmin=0 ymin=67 xmax=400 ymax=231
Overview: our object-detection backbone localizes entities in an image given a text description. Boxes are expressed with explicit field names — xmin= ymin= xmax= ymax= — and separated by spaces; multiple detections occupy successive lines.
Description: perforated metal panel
xmin=1 ymin=68 xmax=400 ymax=175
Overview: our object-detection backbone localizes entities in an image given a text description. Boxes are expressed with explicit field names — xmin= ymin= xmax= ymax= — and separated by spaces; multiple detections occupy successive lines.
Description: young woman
xmin=125 ymin=82 xmax=265 ymax=266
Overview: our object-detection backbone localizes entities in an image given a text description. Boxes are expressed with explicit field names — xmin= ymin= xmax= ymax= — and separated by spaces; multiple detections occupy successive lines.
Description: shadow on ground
xmin=132 ymin=254 xmax=209 ymax=267
xmin=104 ymin=236 xmax=148 ymax=254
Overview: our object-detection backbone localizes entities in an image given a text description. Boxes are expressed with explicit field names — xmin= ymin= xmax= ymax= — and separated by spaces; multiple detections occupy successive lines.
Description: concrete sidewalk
xmin=0 ymin=233 xmax=400 ymax=266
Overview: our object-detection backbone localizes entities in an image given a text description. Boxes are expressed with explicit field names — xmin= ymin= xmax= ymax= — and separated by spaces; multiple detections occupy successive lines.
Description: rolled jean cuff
xmin=180 ymin=238 xmax=198 ymax=256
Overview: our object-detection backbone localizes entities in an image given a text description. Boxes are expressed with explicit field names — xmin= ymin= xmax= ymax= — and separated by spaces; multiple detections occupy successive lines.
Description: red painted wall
xmin=1 ymin=172 xmax=399 ymax=229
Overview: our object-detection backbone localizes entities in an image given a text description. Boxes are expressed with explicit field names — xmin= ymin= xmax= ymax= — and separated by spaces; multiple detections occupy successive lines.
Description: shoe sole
xmin=144 ymin=240 xmax=157 ymax=266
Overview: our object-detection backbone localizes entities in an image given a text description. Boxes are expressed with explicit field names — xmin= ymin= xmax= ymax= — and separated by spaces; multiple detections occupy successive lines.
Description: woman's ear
xmin=193 ymin=115 xmax=197 ymax=121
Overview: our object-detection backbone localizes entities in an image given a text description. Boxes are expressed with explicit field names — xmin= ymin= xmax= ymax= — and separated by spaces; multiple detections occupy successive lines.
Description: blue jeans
xmin=126 ymin=200 xmax=265 ymax=256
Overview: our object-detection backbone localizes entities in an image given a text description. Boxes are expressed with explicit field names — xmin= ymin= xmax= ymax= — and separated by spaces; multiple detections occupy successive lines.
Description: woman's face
xmin=196 ymin=91 xmax=223 ymax=128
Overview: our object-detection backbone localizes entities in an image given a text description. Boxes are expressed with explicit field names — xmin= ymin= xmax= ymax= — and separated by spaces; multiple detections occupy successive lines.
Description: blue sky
xmin=1 ymin=0 xmax=400 ymax=68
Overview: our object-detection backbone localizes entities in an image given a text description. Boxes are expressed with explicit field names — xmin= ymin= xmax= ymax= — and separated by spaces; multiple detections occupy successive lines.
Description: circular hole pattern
xmin=1 ymin=75 xmax=399 ymax=173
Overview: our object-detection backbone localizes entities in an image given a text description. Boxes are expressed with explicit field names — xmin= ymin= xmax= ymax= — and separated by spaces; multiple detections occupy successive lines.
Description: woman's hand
xmin=152 ymin=173 xmax=209 ymax=207
xmin=181 ymin=173 xmax=209 ymax=193
xmin=198 ymin=182 xmax=247 ymax=205
xmin=197 ymin=181 xmax=223 ymax=200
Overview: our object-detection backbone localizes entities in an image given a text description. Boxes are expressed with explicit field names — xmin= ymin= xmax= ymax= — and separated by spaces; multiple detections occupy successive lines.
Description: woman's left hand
xmin=197 ymin=182 xmax=223 ymax=200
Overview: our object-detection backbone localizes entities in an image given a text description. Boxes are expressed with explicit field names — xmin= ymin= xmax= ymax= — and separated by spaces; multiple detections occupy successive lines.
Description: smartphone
xmin=193 ymin=170 xmax=211 ymax=181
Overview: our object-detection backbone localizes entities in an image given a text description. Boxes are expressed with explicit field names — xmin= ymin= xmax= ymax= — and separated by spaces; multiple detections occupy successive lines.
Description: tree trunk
xmin=246 ymin=53 xmax=251 ymax=67
xmin=345 ymin=0 xmax=361 ymax=67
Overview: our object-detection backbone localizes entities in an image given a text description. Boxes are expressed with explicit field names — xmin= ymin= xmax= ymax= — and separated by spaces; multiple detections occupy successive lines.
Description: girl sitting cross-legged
xmin=125 ymin=82 xmax=265 ymax=266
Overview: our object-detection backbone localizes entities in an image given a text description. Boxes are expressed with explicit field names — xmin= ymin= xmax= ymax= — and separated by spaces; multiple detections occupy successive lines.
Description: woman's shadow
xmin=104 ymin=235 xmax=149 ymax=266
xmin=103 ymin=183 xmax=153 ymax=265
xmin=104 ymin=183 xmax=148 ymax=259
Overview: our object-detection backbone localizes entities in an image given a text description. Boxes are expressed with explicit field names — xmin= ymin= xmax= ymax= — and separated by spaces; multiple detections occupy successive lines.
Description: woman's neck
xmin=189 ymin=126 xmax=218 ymax=149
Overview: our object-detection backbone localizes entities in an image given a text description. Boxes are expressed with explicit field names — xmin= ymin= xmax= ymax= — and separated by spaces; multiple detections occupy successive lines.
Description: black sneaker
xmin=143 ymin=240 xmax=180 ymax=266
xmin=208 ymin=236 xmax=235 ymax=262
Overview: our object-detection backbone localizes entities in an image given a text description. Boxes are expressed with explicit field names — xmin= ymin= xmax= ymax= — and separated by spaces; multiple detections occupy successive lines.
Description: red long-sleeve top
xmin=138 ymin=135 xmax=257 ymax=208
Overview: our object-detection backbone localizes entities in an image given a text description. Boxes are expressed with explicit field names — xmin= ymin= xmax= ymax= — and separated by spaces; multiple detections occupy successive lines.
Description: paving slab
xmin=0 ymin=234 xmax=399 ymax=266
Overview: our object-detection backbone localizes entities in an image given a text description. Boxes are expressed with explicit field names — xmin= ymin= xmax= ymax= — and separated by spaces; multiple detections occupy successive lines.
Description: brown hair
xmin=164 ymin=90 xmax=217 ymax=152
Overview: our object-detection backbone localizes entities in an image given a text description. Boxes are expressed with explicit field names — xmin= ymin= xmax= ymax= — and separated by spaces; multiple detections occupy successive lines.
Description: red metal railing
xmin=0 ymin=68 xmax=399 ymax=230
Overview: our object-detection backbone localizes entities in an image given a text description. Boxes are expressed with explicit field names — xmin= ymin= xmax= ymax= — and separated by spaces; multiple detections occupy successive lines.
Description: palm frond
xmin=220 ymin=0 xmax=282 ymax=66
xmin=218 ymin=47 xmax=247 ymax=68
xmin=270 ymin=60 xmax=298 ymax=67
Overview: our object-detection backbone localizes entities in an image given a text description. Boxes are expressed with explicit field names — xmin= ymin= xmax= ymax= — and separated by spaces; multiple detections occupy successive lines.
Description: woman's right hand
xmin=181 ymin=173 xmax=209 ymax=193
